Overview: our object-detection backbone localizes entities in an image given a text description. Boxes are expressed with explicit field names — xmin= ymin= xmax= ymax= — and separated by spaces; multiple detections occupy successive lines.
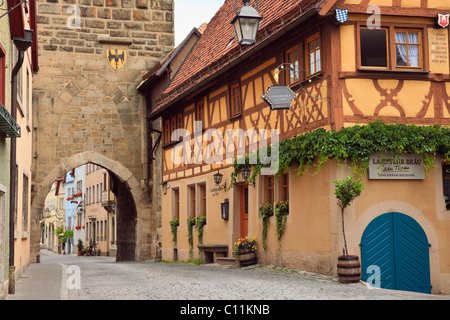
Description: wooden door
xmin=240 ymin=185 xmax=249 ymax=238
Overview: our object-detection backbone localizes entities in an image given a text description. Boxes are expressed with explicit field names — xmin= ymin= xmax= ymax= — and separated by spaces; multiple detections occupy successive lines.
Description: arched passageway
xmin=30 ymin=152 xmax=156 ymax=263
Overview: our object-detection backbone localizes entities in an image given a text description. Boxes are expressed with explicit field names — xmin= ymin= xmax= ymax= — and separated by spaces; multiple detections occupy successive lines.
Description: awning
xmin=0 ymin=102 xmax=21 ymax=138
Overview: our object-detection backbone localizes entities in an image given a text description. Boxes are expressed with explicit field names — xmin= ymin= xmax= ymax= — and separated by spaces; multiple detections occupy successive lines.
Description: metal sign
xmin=261 ymin=85 xmax=296 ymax=110
xmin=369 ymin=152 xmax=425 ymax=180
xmin=438 ymin=13 xmax=450 ymax=28
xmin=0 ymin=102 xmax=21 ymax=137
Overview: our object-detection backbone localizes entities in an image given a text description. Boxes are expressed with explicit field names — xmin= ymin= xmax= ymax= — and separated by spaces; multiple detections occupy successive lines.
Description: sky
xmin=174 ymin=0 xmax=225 ymax=46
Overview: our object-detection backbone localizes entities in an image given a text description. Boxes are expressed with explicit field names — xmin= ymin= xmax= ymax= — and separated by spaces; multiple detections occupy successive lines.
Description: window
xmin=395 ymin=29 xmax=422 ymax=69
xmin=264 ymin=175 xmax=274 ymax=204
xmin=22 ymin=174 xmax=29 ymax=232
xmin=188 ymin=185 xmax=196 ymax=218
xmin=0 ymin=45 xmax=5 ymax=105
xmin=163 ymin=111 xmax=183 ymax=145
xmin=196 ymin=100 xmax=204 ymax=124
xmin=229 ymin=81 xmax=242 ymax=118
xmin=443 ymin=165 xmax=450 ymax=210
xmin=360 ymin=28 xmax=388 ymax=68
xmin=280 ymin=173 xmax=289 ymax=202
xmin=284 ymin=46 xmax=299 ymax=85
xmin=199 ymin=184 xmax=206 ymax=217
xmin=163 ymin=120 xmax=171 ymax=145
xmin=173 ymin=188 xmax=180 ymax=219
xmin=360 ymin=26 xmax=423 ymax=70
xmin=305 ymin=33 xmax=321 ymax=76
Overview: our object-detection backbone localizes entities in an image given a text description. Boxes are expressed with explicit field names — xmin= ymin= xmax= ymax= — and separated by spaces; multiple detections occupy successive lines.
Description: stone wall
xmin=31 ymin=0 xmax=173 ymax=261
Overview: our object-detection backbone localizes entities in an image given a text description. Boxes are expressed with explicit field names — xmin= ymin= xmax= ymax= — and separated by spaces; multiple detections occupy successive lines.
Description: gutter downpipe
xmin=9 ymin=32 xmax=33 ymax=294
xmin=147 ymin=6 xmax=321 ymax=121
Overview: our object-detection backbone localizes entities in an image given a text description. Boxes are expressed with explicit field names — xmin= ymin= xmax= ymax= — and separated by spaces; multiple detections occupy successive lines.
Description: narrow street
xmin=7 ymin=250 xmax=450 ymax=301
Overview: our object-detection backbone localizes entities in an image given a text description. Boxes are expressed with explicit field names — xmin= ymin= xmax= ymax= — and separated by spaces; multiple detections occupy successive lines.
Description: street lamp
xmin=241 ymin=167 xmax=255 ymax=187
xmin=213 ymin=170 xmax=227 ymax=191
xmin=231 ymin=0 xmax=262 ymax=46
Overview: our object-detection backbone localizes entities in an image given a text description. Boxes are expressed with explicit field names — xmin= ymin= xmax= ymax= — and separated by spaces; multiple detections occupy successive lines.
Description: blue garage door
xmin=361 ymin=212 xmax=431 ymax=294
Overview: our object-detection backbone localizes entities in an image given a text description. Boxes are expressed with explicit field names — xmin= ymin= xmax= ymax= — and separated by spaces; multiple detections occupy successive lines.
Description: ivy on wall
xmin=229 ymin=121 xmax=450 ymax=187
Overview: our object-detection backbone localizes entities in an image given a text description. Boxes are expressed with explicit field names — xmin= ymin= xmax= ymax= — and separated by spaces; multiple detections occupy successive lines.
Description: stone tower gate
xmin=30 ymin=0 xmax=173 ymax=261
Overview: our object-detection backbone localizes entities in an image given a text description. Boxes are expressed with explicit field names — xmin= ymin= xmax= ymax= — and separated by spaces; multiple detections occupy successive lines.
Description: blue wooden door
xmin=361 ymin=212 xmax=431 ymax=294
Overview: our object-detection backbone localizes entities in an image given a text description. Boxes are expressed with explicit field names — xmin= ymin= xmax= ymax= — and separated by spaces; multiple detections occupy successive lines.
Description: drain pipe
xmin=9 ymin=30 xmax=33 ymax=294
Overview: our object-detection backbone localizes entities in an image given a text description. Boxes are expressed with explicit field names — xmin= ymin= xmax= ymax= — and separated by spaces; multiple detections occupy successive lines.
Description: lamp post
xmin=231 ymin=0 xmax=262 ymax=46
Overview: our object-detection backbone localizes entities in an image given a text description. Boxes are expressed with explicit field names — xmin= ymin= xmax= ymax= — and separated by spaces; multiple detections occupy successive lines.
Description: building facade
xmin=0 ymin=0 xmax=12 ymax=299
xmin=147 ymin=0 xmax=450 ymax=295
xmin=72 ymin=165 xmax=86 ymax=252
xmin=42 ymin=180 xmax=65 ymax=253
xmin=0 ymin=0 xmax=38 ymax=297
xmin=30 ymin=0 xmax=174 ymax=263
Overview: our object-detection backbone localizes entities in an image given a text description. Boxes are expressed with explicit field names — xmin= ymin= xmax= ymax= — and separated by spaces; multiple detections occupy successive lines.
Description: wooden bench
xmin=197 ymin=244 xmax=228 ymax=263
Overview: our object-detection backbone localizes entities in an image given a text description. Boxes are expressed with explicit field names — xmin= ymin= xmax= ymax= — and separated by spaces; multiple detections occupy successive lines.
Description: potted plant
xmin=77 ymin=239 xmax=84 ymax=256
xmin=234 ymin=236 xmax=257 ymax=267
xmin=333 ymin=176 xmax=364 ymax=283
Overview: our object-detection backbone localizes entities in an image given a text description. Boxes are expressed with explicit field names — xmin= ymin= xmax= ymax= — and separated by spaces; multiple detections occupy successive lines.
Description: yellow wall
xmin=160 ymin=11 xmax=450 ymax=294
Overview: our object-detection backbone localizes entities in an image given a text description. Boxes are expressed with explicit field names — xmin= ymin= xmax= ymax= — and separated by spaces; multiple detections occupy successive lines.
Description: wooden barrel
xmin=337 ymin=255 xmax=361 ymax=284
xmin=238 ymin=250 xmax=257 ymax=267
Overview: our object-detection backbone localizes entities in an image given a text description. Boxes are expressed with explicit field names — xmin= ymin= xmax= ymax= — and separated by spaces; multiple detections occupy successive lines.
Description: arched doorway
xmin=360 ymin=212 xmax=431 ymax=294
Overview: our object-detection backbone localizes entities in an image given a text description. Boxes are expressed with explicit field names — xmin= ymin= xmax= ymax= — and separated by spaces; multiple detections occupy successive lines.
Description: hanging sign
xmin=369 ymin=152 xmax=425 ymax=180
xmin=261 ymin=85 xmax=296 ymax=110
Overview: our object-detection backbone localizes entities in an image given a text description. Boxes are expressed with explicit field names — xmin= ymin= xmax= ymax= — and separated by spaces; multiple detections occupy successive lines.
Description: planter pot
xmin=238 ymin=250 xmax=257 ymax=267
xmin=77 ymin=251 xmax=82 ymax=256
xmin=337 ymin=255 xmax=361 ymax=284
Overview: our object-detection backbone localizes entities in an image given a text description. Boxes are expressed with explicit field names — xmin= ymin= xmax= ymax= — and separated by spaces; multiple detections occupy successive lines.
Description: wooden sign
xmin=261 ymin=85 xmax=296 ymax=110
xmin=369 ymin=152 xmax=425 ymax=180
xmin=428 ymin=28 xmax=449 ymax=74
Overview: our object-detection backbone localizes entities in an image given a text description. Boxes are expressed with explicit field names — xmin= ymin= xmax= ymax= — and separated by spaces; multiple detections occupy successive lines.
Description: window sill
xmin=358 ymin=68 xmax=430 ymax=75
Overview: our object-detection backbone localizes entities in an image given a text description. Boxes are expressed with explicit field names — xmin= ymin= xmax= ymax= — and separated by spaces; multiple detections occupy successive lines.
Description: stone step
xmin=217 ymin=257 xmax=239 ymax=267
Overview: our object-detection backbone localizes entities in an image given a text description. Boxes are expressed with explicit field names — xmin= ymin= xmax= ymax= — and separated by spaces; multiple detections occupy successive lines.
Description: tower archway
xmin=30 ymin=151 xmax=156 ymax=262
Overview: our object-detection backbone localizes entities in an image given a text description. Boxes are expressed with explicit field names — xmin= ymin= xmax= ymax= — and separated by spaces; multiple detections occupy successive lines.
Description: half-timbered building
xmin=146 ymin=0 xmax=450 ymax=294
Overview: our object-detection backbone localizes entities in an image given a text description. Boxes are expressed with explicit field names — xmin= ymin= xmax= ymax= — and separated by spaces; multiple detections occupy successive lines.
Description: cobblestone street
xmin=9 ymin=250 xmax=450 ymax=302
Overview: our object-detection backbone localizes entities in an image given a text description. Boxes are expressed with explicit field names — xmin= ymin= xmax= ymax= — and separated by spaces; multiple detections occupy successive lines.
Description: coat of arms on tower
xmin=438 ymin=13 xmax=450 ymax=28
xmin=107 ymin=49 xmax=126 ymax=70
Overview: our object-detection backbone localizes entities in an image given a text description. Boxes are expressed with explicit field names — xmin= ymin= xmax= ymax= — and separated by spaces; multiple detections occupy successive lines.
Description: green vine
xmin=275 ymin=200 xmax=289 ymax=249
xmin=187 ymin=217 xmax=196 ymax=253
xmin=170 ymin=218 xmax=179 ymax=244
xmin=258 ymin=203 xmax=273 ymax=250
xmin=195 ymin=216 xmax=207 ymax=245
xmin=229 ymin=121 xmax=450 ymax=188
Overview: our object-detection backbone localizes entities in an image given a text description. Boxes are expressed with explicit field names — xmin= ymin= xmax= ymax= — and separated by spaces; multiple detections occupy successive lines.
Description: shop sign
xmin=261 ymin=85 xmax=296 ymax=110
xmin=369 ymin=152 xmax=425 ymax=180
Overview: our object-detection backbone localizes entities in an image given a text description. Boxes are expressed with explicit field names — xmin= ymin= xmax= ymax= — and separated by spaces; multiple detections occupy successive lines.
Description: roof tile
xmin=151 ymin=0 xmax=323 ymax=117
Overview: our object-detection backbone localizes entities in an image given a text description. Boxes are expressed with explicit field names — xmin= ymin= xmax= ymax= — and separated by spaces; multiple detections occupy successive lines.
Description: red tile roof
xmin=149 ymin=0 xmax=326 ymax=119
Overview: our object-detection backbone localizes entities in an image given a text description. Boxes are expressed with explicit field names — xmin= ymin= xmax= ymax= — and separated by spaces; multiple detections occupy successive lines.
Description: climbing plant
xmin=170 ymin=218 xmax=179 ymax=244
xmin=274 ymin=200 xmax=289 ymax=249
xmin=258 ymin=202 xmax=274 ymax=250
xmin=229 ymin=121 xmax=450 ymax=188
xmin=187 ymin=217 xmax=196 ymax=253
xmin=195 ymin=216 xmax=207 ymax=245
